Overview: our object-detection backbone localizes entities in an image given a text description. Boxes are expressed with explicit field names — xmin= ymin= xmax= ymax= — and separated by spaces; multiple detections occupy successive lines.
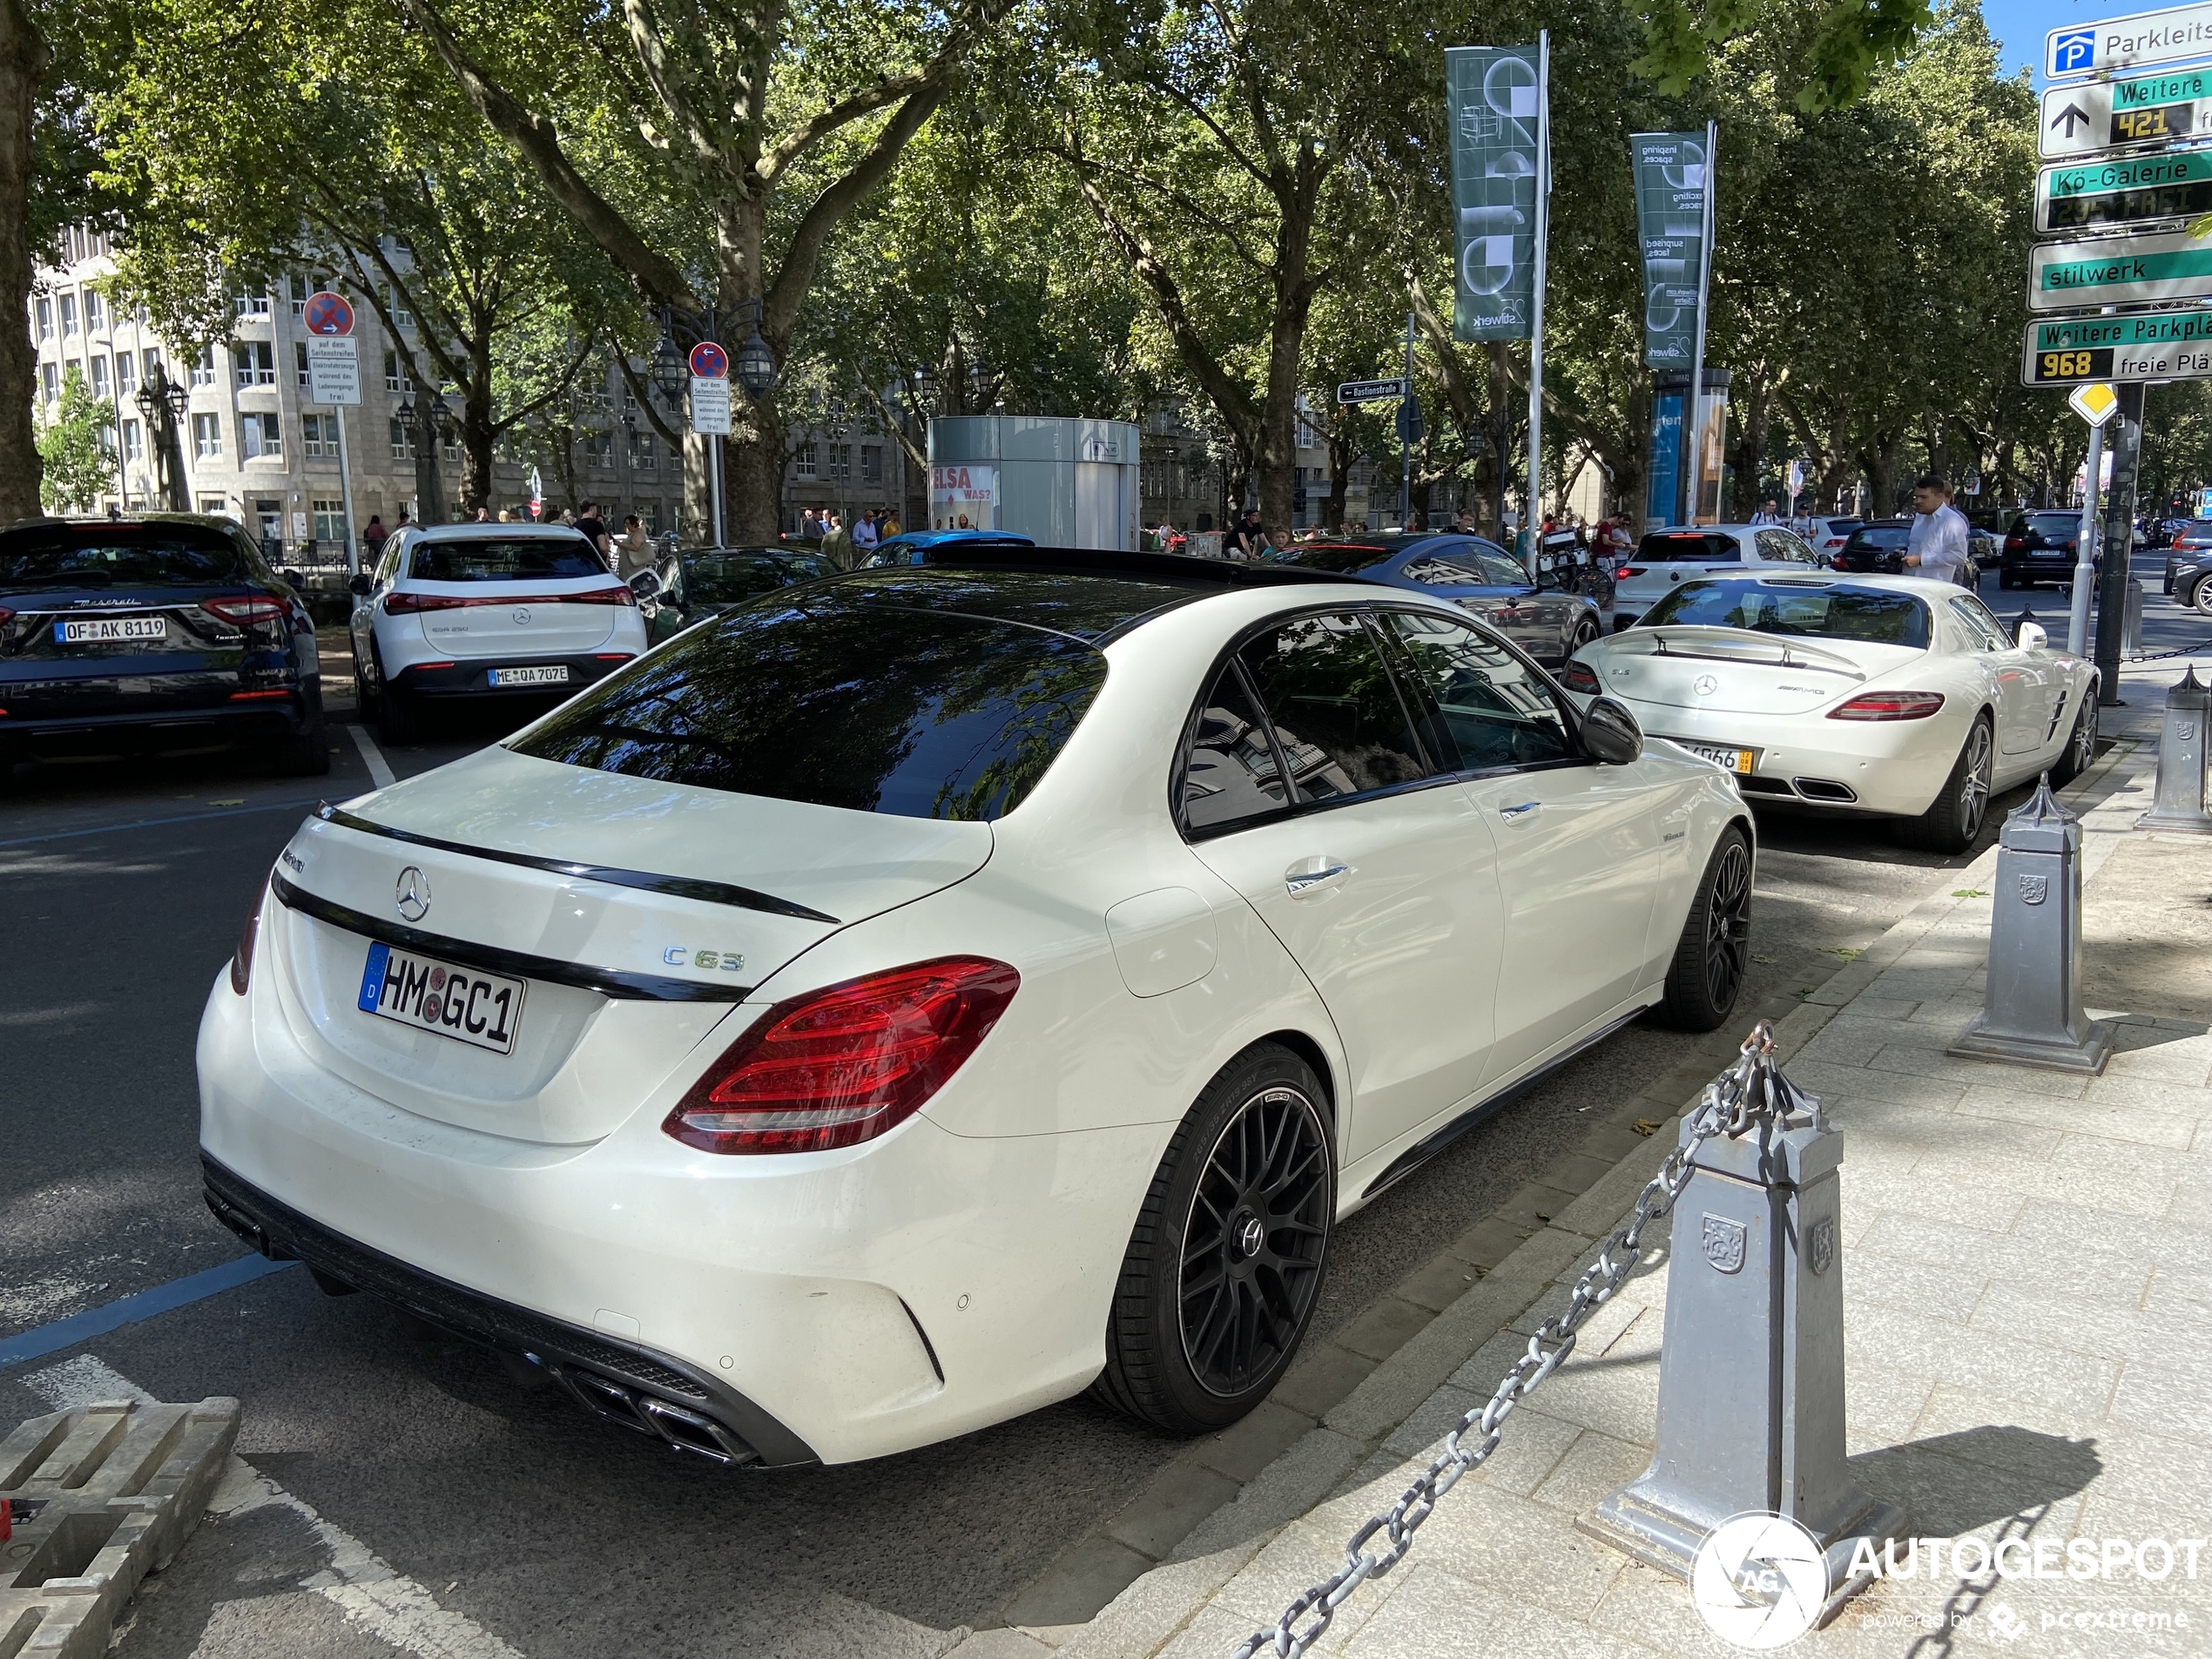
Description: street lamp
xmin=730 ymin=299 xmax=777 ymax=396
xmin=133 ymin=359 xmax=190 ymax=511
xmin=650 ymin=328 xmax=687 ymax=408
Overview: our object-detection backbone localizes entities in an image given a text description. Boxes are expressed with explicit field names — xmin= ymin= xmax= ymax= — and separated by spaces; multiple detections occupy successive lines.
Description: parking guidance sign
xmin=2048 ymin=3 xmax=2212 ymax=78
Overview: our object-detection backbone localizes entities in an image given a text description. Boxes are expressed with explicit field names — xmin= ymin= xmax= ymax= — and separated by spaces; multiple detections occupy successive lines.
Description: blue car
xmin=1260 ymin=533 xmax=1602 ymax=668
xmin=858 ymin=529 xmax=1035 ymax=569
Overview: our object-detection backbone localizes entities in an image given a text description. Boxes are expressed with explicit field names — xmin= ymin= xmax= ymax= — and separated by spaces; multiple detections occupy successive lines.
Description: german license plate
xmin=358 ymin=941 xmax=524 ymax=1054
xmin=487 ymin=664 xmax=568 ymax=687
xmin=57 ymin=616 xmax=165 ymax=644
xmin=1680 ymin=741 xmax=1756 ymax=775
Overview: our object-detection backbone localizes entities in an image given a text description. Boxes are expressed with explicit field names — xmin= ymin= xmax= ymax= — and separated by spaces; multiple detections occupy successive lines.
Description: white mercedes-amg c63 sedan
xmin=199 ymin=548 xmax=1755 ymax=1467
xmin=1562 ymin=573 xmax=2101 ymax=853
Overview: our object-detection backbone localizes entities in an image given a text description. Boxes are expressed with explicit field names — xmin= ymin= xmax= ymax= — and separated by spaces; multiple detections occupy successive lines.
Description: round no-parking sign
xmin=688 ymin=341 xmax=728 ymax=379
xmin=303 ymin=291 xmax=355 ymax=337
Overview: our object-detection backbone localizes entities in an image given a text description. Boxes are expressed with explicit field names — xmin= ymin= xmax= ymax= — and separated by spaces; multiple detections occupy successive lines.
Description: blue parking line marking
xmin=0 ymin=1254 xmax=300 ymax=1370
xmin=0 ymin=799 xmax=325 ymax=850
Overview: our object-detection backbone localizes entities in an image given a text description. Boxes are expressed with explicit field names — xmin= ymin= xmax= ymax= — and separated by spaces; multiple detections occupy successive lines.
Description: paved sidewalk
xmin=1028 ymin=671 xmax=2212 ymax=1659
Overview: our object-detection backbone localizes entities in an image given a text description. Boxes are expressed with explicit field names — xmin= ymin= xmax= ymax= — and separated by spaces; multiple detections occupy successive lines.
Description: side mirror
xmin=628 ymin=568 xmax=663 ymax=602
xmin=348 ymin=574 xmax=372 ymax=597
xmin=1581 ymin=696 xmax=1643 ymax=765
xmin=2017 ymin=620 xmax=2049 ymax=651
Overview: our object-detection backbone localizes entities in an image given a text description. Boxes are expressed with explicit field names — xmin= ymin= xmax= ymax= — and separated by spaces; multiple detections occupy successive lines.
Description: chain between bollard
xmin=1228 ymin=1022 xmax=1794 ymax=1659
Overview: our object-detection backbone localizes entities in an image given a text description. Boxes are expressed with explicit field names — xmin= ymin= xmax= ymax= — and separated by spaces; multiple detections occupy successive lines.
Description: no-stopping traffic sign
xmin=303 ymin=291 xmax=354 ymax=336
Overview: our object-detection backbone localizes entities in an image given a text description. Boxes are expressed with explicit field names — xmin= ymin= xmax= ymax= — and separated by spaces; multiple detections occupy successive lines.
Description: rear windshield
xmin=509 ymin=593 xmax=1107 ymax=819
xmin=408 ymin=536 xmax=606 ymax=582
xmin=679 ymin=552 xmax=818 ymax=604
xmin=1639 ymin=579 xmax=1930 ymax=649
xmin=1635 ymin=532 xmax=1737 ymax=562
xmin=0 ymin=523 xmax=246 ymax=587
xmin=2027 ymin=514 xmax=2080 ymax=536
xmin=1263 ymin=543 xmax=1387 ymax=573
xmin=1844 ymin=524 xmax=1912 ymax=550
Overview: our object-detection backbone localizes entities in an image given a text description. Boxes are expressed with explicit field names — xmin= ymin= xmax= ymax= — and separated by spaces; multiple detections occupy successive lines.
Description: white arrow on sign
xmin=2037 ymin=65 xmax=2212 ymax=158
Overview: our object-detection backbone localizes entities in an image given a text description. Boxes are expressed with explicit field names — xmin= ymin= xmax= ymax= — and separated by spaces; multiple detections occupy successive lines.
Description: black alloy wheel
xmin=1656 ymin=825 xmax=1753 ymax=1031
xmin=2051 ymin=692 xmax=2098 ymax=788
xmin=1178 ymin=1087 xmax=1331 ymax=1399
xmin=1094 ymin=1042 xmax=1335 ymax=1433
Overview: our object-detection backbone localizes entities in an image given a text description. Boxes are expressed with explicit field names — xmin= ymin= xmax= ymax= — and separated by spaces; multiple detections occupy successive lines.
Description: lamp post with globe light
xmin=132 ymin=359 xmax=190 ymax=511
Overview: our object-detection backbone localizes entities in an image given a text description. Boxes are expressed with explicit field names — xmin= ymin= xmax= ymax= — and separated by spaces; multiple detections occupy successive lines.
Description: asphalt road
xmin=2 ymin=563 xmax=2201 ymax=1659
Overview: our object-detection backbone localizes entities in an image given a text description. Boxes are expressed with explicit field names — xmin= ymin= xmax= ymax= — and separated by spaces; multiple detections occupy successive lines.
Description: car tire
xmin=1998 ymin=570 xmax=2018 ymax=590
xmin=2049 ymin=691 xmax=2098 ymax=788
xmin=1094 ymin=1041 xmax=1334 ymax=1434
xmin=378 ymin=682 xmax=417 ymax=746
xmin=2194 ymin=577 xmax=2212 ymax=617
xmin=353 ymin=658 xmax=379 ymax=723
xmin=270 ymin=712 xmax=333 ymax=777
xmin=1654 ymin=826 xmax=1752 ymax=1032
xmin=1567 ymin=617 xmax=1601 ymax=659
xmin=1894 ymin=713 xmax=1994 ymax=854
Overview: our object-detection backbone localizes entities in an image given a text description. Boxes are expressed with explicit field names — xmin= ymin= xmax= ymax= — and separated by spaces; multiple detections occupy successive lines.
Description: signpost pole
xmin=1526 ymin=30 xmax=1550 ymax=542
xmin=2095 ymin=382 xmax=2146 ymax=703
xmin=711 ymin=435 xmax=725 ymax=549
xmin=2071 ymin=417 xmax=2104 ymax=657
xmin=1682 ymin=118 xmax=1716 ymax=526
xmin=1401 ymin=312 xmax=1414 ymax=527
xmin=335 ymin=410 xmax=359 ymax=577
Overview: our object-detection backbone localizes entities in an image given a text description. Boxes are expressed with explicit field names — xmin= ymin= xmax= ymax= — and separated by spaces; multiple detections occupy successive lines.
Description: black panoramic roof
xmin=824 ymin=549 xmax=1364 ymax=644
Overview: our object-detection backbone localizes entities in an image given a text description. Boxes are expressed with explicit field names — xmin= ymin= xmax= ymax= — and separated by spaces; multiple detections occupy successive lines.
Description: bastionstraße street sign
xmin=1337 ymin=378 xmax=1409 ymax=404
xmin=2037 ymin=64 xmax=2212 ymax=158
xmin=2023 ymin=314 xmax=2212 ymax=384
xmin=2047 ymin=3 xmax=2212 ymax=79
xmin=2027 ymin=225 xmax=2212 ymax=308
xmin=2037 ymin=149 xmax=2212 ymax=233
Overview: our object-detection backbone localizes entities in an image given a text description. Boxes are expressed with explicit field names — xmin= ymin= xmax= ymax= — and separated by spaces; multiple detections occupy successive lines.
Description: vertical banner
xmin=1630 ymin=132 xmax=1713 ymax=370
xmin=1447 ymin=44 xmax=1544 ymax=342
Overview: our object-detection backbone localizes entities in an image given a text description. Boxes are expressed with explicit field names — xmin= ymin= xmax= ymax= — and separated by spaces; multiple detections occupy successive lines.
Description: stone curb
xmin=1012 ymin=732 xmax=2167 ymax=1659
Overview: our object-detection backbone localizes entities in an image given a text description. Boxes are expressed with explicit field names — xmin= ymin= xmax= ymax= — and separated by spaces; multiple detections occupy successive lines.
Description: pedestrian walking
xmin=615 ymin=514 xmax=653 ymax=577
xmin=575 ymin=501 xmax=613 ymax=566
xmin=1750 ymin=499 xmax=1782 ymax=526
xmin=1901 ymin=473 xmax=1973 ymax=588
xmin=853 ymin=509 xmax=880 ymax=555
xmin=362 ymin=515 xmax=388 ymax=557
xmin=821 ymin=512 xmax=856 ymax=570
xmin=801 ymin=509 xmax=822 ymax=538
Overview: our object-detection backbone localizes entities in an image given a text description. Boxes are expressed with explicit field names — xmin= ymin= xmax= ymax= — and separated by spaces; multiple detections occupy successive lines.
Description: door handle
xmin=1499 ymin=800 xmax=1542 ymax=821
xmin=1284 ymin=859 xmax=1351 ymax=897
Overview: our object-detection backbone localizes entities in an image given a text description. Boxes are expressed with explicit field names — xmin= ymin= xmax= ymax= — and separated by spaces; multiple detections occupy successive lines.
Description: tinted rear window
xmin=1263 ymin=543 xmax=1388 ymax=573
xmin=408 ymin=536 xmax=606 ymax=581
xmin=1640 ymin=579 xmax=1930 ymax=648
xmin=1 ymin=523 xmax=246 ymax=587
xmin=679 ymin=552 xmax=815 ymax=604
xmin=509 ymin=594 xmax=1106 ymax=819
xmin=1844 ymin=524 xmax=1911 ymax=550
xmin=1635 ymin=532 xmax=1738 ymax=561
xmin=2027 ymin=515 xmax=2080 ymax=536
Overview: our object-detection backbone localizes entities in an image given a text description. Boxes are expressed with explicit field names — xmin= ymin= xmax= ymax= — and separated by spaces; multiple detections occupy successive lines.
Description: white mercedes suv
xmin=204 ymin=547 xmax=1753 ymax=1467
xmin=347 ymin=523 xmax=647 ymax=743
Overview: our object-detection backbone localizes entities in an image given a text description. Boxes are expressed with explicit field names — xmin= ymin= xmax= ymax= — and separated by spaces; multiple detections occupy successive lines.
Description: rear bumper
xmin=390 ymin=654 xmax=634 ymax=698
xmin=0 ymin=691 xmax=318 ymax=759
xmin=1641 ymin=711 xmax=1963 ymax=818
xmin=202 ymin=1156 xmax=815 ymax=1468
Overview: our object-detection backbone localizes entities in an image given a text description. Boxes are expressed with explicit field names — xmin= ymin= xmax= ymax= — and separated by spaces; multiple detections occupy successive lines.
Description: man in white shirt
xmin=1902 ymin=473 xmax=1973 ymax=587
xmin=1750 ymin=499 xmax=1781 ymax=526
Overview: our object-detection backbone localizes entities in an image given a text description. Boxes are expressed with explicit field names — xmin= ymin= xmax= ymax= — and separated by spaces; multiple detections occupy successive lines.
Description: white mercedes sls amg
xmin=199 ymin=548 xmax=1754 ymax=1467
xmin=1564 ymin=573 xmax=2100 ymax=853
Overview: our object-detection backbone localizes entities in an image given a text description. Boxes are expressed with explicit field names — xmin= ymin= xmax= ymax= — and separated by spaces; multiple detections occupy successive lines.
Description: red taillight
xmin=1562 ymin=661 xmax=1601 ymax=693
xmin=1617 ymin=565 xmax=1643 ymax=579
xmin=2003 ymin=535 xmax=2026 ymax=552
xmin=386 ymin=587 xmax=635 ymax=614
xmin=202 ymin=597 xmax=287 ymax=627
xmin=0 ymin=606 xmax=14 ymax=627
xmin=231 ymin=876 xmax=269 ymax=995
xmin=1828 ymin=691 xmax=1946 ymax=721
xmin=664 ymin=957 xmax=1022 ymax=1155
xmin=227 ymin=688 xmax=293 ymax=701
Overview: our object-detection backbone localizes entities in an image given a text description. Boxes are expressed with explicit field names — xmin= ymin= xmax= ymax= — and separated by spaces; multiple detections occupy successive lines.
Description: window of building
xmin=828 ymin=443 xmax=852 ymax=482
xmin=122 ymin=420 xmax=144 ymax=462
xmin=289 ymin=274 xmax=312 ymax=316
xmin=379 ymin=284 xmax=413 ymax=328
xmin=198 ymin=496 xmax=229 ymax=516
xmin=84 ymin=291 xmax=105 ymax=333
xmin=141 ymin=347 xmax=162 ymax=382
xmin=792 ymin=442 xmax=818 ymax=479
xmin=59 ymin=293 xmax=78 ymax=336
xmin=241 ymin=411 xmax=282 ymax=460
xmin=294 ymin=341 xmax=311 ymax=387
xmin=314 ymin=498 xmax=348 ymax=543
xmin=234 ymin=341 xmax=276 ymax=387
xmin=191 ymin=346 xmax=218 ymax=388
xmin=35 ymin=296 xmax=51 ymax=339
xmin=63 ymin=358 xmax=80 ymax=389
xmin=114 ymin=350 xmax=135 ymax=397
xmin=862 ymin=445 xmax=882 ymax=484
xmin=384 ymin=351 xmax=411 ymax=394
xmin=89 ymin=355 xmax=109 ymax=398
xmin=629 ymin=431 xmax=656 ymax=471
xmin=389 ymin=419 xmax=415 ymax=462
xmin=584 ymin=430 xmax=613 ymax=469
xmin=301 ymin=414 xmax=336 ymax=457
xmin=192 ymin=413 xmax=223 ymax=459
xmin=40 ymin=363 xmax=58 ymax=402
xmin=234 ymin=287 xmax=272 ymax=319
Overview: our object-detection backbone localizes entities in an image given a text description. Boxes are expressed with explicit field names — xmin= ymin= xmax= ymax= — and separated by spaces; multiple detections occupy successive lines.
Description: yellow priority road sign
xmin=2070 ymin=380 xmax=2121 ymax=425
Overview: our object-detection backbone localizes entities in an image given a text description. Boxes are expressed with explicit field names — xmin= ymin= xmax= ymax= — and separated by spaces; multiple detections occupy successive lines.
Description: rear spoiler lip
xmin=1620 ymin=626 xmax=1874 ymax=681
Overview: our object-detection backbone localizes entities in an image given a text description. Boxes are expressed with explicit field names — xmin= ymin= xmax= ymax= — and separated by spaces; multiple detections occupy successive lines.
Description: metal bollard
xmin=1951 ymin=778 xmax=2117 ymax=1072
xmin=1579 ymin=1063 xmax=1904 ymax=1622
xmin=2135 ymin=665 xmax=2212 ymax=833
